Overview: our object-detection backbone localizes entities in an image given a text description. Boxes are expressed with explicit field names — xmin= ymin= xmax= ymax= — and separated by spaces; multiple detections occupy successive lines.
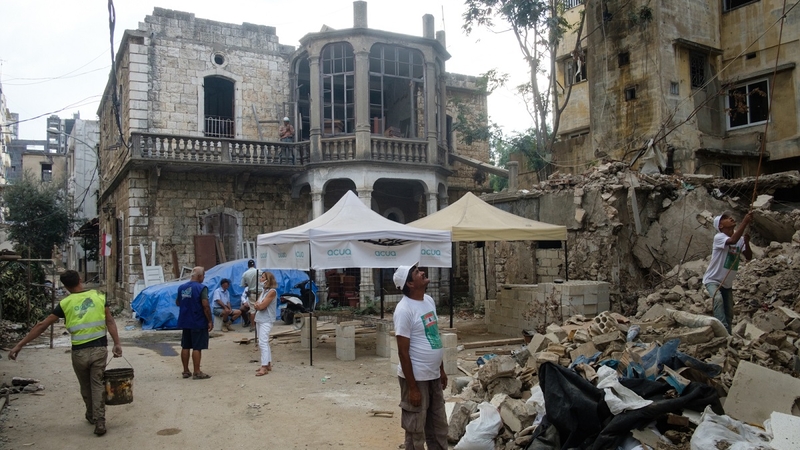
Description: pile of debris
xmin=447 ymin=230 xmax=800 ymax=449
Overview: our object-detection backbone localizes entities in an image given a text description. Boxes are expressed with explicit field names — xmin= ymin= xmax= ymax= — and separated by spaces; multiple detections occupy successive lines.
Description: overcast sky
xmin=1 ymin=0 xmax=532 ymax=141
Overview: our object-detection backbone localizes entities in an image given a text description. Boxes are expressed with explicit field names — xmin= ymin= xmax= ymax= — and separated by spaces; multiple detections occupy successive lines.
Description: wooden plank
xmin=461 ymin=338 xmax=525 ymax=350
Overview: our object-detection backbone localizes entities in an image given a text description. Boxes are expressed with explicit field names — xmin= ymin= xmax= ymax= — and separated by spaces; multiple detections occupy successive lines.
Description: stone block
xmin=546 ymin=324 xmax=568 ymax=341
xmin=544 ymin=332 xmax=562 ymax=345
xmin=494 ymin=394 xmax=535 ymax=433
xmin=477 ymin=355 xmax=516 ymax=386
xmin=441 ymin=332 xmax=458 ymax=348
xmin=592 ymin=331 xmax=623 ymax=350
xmin=527 ymin=333 xmax=548 ymax=354
xmin=487 ymin=377 xmax=523 ymax=399
xmin=529 ymin=351 xmax=559 ymax=371
xmin=546 ymin=344 xmax=568 ymax=357
xmin=753 ymin=312 xmax=787 ymax=333
xmin=640 ymin=303 xmax=669 ymax=322
xmin=336 ymin=344 xmax=355 ymax=361
xmin=569 ymin=341 xmax=599 ymax=361
xmin=726 ymin=361 xmax=800 ymax=425
xmin=744 ymin=323 xmax=766 ymax=341
xmin=300 ymin=316 xmax=318 ymax=348
xmin=770 ymin=412 xmax=800 ymax=450
xmin=664 ymin=326 xmax=714 ymax=345
xmin=447 ymin=400 xmax=478 ymax=444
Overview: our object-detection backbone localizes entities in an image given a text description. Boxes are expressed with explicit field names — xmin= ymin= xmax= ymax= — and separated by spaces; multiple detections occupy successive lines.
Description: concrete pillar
xmin=357 ymin=188 xmax=376 ymax=299
xmin=312 ymin=191 xmax=323 ymax=219
xmin=353 ymin=1 xmax=368 ymax=28
xmin=354 ymin=50 xmax=371 ymax=160
xmin=300 ymin=316 xmax=318 ymax=348
xmin=336 ymin=320 xmax=359 ymax=361
xmin=389 ymin=331 xmax=399 ymax=376
xmin=507 ymin=161 xmax=519 ymax=192
xmin=436 ymin=30 xmax=446 ymax=49
xmin=308 ymin=56 xmax=322 ymax=163
xmin=423 ymin=14 xmax=434 ymax=39
xmin=442 ymin=332 xmax=458 ymax=377
xmin=375 ymin=321 xmax=392 ymax=357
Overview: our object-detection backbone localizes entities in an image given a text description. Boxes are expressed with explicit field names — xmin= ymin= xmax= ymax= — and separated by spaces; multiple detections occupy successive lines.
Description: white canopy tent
xmin=256 ymin=191 xmax=452 ymax=270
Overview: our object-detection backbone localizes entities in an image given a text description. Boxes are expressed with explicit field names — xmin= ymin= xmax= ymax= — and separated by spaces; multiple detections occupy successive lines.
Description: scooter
xmin=279 ymin=279 xmax=317 ymax=329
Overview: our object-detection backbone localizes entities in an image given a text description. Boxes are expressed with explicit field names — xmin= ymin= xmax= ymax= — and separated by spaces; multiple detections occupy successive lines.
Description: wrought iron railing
xmin=204 ymin=116 xmax=234 ymax=138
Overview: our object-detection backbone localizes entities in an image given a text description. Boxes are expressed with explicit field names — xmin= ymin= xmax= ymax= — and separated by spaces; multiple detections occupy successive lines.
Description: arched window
xmin=321 ymin=43 xmax=355 ymax=136
xmin=369 ymin=44 xmax=425 ymax=138
xmin=204 ymin=76 xmax=235 ymax=138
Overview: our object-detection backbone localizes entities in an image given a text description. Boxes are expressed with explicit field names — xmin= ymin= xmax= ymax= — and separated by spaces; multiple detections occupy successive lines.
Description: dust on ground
xmin=0 ymin=313 xmax=502 ymax=450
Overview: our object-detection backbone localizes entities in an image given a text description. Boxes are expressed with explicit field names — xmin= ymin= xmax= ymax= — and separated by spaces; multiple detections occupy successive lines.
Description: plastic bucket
xmin=103 ymin=367 xmax=134 ymax=405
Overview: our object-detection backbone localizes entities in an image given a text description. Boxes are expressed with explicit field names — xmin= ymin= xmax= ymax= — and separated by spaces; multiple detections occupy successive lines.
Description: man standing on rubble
xmin=8 ymin=270 xmax=122 ymax=436
xmin=392 ymin=263 xmax=448 ymax=450
xmin=703 ymin=211 xmax=753 ymax=334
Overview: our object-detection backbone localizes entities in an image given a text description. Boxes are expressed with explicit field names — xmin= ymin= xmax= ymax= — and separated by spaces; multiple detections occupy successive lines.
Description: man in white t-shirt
xmin=702 ymin=211 xmax=753 ymax=334
xmin=392 ymin=263 xmax=447 ymax=450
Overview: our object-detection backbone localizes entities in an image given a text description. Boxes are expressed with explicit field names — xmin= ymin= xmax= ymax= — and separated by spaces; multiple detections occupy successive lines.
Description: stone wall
xmin=485 ymin=281 xmax=611 ymax=337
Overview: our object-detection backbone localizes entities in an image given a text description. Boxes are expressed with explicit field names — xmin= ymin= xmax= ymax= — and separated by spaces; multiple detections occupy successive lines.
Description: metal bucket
xmin=103 ymin=367 xmax=134 ymax=405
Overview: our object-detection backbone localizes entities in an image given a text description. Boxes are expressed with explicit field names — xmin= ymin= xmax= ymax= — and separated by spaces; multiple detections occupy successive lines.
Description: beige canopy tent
xmin=409 ymin=192 xmax=567 ymax=242
xmin=408 ymin=192 xmax=568 ymax=326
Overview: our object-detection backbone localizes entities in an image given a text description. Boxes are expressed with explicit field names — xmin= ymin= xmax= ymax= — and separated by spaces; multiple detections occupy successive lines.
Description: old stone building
xmin=552 ymin=0 xmax=799 ymax=178
xmin=97 ymin=4 xmax=491 ymax=304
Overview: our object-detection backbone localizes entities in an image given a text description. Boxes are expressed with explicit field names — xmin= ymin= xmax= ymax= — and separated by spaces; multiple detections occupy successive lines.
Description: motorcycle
xmin=279 ymin=279 xmax=317 ymax=329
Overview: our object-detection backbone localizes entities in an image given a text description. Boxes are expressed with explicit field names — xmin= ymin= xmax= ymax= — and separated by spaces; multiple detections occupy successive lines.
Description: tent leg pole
xmin=450 ymin=243 xmax=455 ymax=329
xmin=380 ymin=270 xmax=384 ymax=320
xmin=564 ymin=240 xmax=569 ymax=282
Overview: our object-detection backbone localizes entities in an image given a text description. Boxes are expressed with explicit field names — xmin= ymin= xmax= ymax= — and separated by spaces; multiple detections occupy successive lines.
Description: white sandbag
xmin=454 ymin=402 xmax=503 ymax=450
xmin=525 ymin=384 xmax=546 ymax=427
xmin=690 ymin=406 xmax=773 ymax=450
xmin=596 ymin=365 xmax=653 ymax=415
xmin=666 ymin=309 xmax=729 ymax=337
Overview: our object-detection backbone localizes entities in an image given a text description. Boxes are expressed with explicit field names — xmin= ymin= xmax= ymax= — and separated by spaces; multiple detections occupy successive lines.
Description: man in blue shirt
xmin=176 ymin=267 xmax=213 ymax=379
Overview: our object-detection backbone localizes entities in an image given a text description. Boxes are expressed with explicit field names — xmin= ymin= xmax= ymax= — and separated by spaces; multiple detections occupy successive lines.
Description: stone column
xmin=354 ymin=50 xmax=371 ymax=160
xmin=425 ymin=62 xmax=438 ymax=164
xmin=357 ymin=188 xmax=375 ymax=302
xmin=311 ymin=190 xmax=324 ymax=219
xmin=308 ymin=56 xmax=322 ymax=163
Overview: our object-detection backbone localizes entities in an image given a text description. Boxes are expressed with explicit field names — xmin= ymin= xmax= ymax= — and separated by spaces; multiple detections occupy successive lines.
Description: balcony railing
xmin=132 ymin=133 xmax=309 ymax=166
xmin=204 ymin=116 xmax=234 ymax=138
xmin=370 ymin=136 xmax=428 ymax=163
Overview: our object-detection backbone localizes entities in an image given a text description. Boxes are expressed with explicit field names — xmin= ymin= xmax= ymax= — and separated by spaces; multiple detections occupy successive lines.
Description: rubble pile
xmin=449 ymin=243 xmax=800 ymax=450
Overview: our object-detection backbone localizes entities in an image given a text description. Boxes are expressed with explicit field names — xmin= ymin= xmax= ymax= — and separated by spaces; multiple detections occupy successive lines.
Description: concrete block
xmin=545 ymin=332 xmax=562 ymax=344
xmin=337 ymin=345 xmax=355 ymax=361
xmin=527 ymin=333 xmax=548 ymax=354
xmin=441 ymin=332 xmax=458 ymax=348
xmin=592 ymin=331 xmax=623 ymax=349
xmin=477 ymin=355 xmax=516 ymax=386
xmin=570 ymin=341 xmax=599 ymax=361
xmin=664 ymin=326 xmax=715 ymax=345
xmin=336 ymin=323 xmax=356 ymax=339
xmin=770 ymin=412 xmax=800 ymax=450
xmin=726 ymin=361 xmax=800 ymax=425
xmin=546 ymin=324 xmax=568 ymax=341
xmin=300 ymin=316 xmax=318 ymax=348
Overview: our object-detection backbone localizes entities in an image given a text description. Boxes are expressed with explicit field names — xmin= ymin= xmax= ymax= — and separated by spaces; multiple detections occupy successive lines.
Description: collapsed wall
xmin=485 ymin=165 xmax=800 ymax=312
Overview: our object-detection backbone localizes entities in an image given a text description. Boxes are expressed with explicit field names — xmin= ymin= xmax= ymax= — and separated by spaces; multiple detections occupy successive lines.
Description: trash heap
xmin=447 ymin=228 xmax=800 ymax=450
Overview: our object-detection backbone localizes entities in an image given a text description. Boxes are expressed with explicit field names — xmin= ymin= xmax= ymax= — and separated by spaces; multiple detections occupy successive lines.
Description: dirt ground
xmin=0 ymin=314 xmax=506 ymax=449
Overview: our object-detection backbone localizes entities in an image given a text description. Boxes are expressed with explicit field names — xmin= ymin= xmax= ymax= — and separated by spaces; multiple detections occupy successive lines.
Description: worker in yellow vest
xmin=8 ymin=270 xmax=122 ymax=436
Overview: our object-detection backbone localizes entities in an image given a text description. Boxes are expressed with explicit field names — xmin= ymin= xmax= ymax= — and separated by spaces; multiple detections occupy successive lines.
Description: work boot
xmin=225 ymin=322 xmax=234 ymax=332
xmin=94 ymin=419 xmax=106 ymax=436
xmin=222 ymin=322 xmax=230 ymax=332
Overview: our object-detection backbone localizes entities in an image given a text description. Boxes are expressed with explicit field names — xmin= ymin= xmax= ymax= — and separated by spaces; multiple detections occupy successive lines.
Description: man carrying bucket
xmin=8 ymin=270 xmax=122 ymax=436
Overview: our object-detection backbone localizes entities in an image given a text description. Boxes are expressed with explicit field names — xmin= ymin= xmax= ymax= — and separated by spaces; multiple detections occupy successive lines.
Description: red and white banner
xmin=102 ymin=233 xmax=112 ymax=257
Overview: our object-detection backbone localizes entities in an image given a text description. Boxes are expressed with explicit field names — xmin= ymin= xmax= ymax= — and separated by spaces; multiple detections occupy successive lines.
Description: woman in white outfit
xmin=254 ymin=271 xmax=278 ymax=376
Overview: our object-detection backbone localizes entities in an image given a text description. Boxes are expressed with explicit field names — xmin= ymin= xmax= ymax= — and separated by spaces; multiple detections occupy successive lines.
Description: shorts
xmin=181 ymin=328 xmax=209 ymax=350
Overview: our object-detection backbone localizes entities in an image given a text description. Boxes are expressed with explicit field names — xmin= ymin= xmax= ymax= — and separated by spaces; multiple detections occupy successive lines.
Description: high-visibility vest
xmin=60 ymin=290 xmax=107 ymax=346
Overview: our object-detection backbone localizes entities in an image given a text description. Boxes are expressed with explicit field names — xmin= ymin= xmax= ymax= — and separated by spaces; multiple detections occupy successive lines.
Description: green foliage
xmin=0 ymin=262 xmax=52 ymax=324
xmin=489 ymin=127 xmax=552 ymax=192
xmin=451 ymin=71 xmax=507 ymax=146
xmin=3 ymin=172 xmax=74 ymax=259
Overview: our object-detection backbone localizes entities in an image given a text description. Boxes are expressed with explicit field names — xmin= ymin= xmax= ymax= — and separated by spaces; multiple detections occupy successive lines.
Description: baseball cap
xmin=713 ymin=215 xmax=722 ymax=231
xmin=393 ymin=262 xmax=418 ymax=290
xmin=283 ymin=116 xmax=290 ymax=121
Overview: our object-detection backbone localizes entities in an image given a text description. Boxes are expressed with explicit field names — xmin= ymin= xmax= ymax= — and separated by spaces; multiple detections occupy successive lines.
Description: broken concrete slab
xmin=570 ymin=341 xmax=599 ymax=361
xmin=592 ymin=331 xmax=624 ymax=349
xmin=770 ymin=411 xmax=800 ymax=450
xmin=663 ymin=325 xmax=715 ymax=345
xmin=447 ymin=400 xmax=477 ymax=444
xmin=491 ymin=394 xmax=535 ymax=433
xmin=640 ymin=303 xmax=669 ymax=322
xmin=546 ymin=324 xmax=568 ymax=342
xmin=477 ymin=355 xmax=517 ymax=386
xmin=726 ymin=361 xmax=800 ymax=426
xmin=526 ymin=333 xmax=548 ymax=354
xmin=753 ymin=312 xmax=787 ymax=333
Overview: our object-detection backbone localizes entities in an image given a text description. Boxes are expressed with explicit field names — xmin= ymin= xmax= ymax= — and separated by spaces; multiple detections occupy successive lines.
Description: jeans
xmin=705 ymin=283 xmax=733 ymax=334
xmin=72 ymin=346 xmax=108 ymax=422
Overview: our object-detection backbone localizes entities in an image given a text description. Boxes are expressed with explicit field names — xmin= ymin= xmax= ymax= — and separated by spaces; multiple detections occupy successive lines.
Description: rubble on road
xmin=448 ymin=225 xmax=800 ymax=449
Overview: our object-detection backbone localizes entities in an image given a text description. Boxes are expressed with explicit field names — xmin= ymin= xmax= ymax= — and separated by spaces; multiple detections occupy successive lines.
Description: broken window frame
xmin=723 ymin=0 xmax=759 ymax=12
xmin=565 ymin=53 xmax=587 ymax=86
xmin=41 ymin=163 xmax=53 ymax=182
xmin=725 ymin=79 xmax=769 ymax=130
xmin=721 ymin=163 xmax=742 ymax=179
xmin=368 ymin=43 xmax=426 ymax=138
xmin=563 ymin=0 xmax=585 ymax=10
xmin=321 ymin=42 xmax=355 ymax=137
xmin=203 ymin=76 xmax=235 ymax=139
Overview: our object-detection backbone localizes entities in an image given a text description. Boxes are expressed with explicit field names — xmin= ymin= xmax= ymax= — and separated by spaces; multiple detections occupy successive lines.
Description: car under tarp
xmin=131 ymin=258 xmax=310 ymax=330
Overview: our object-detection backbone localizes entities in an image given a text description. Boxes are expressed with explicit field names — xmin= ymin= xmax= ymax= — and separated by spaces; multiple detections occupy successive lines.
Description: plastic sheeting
xmin=131 ymin=259 xmax=311 ymax=330
xmin=528 ymin=362 xmax=723 ymax=450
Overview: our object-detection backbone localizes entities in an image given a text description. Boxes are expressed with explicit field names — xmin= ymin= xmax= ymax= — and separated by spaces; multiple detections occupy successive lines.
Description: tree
xmin=463 ymin=0 xmax=586 ymax=166
xmin=3 ymin=172 xmax=74 ymax=259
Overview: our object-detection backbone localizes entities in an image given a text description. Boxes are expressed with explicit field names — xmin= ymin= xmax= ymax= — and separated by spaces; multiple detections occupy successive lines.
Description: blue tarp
xmin=131 ymin=258 xmax=311 ymax=330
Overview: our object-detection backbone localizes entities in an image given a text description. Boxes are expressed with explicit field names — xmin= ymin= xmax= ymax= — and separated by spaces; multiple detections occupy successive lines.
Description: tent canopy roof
xmin=256 ymin=191 xmax=450 ymax=245
xmin=408 ymin=192 xmax=567 ymax=242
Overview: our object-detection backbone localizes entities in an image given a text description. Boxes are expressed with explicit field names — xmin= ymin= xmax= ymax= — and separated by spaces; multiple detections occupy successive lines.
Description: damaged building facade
xmin=96 ymin=3 xmax=490 ymax=304
xmin=552 ymin=0 xmax=800 ymax=177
